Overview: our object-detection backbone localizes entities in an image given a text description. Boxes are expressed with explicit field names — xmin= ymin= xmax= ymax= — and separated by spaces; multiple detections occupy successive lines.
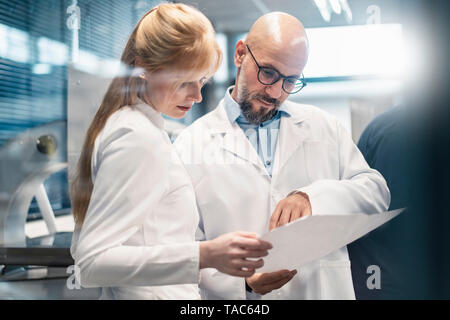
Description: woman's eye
xmin=179 ymin=78 xmax=207 ymax=90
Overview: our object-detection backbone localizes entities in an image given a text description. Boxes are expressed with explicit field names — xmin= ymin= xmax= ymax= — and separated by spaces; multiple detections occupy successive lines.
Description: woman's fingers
xmin=238 ymin=249 xmax=269 ymax=258
xmin=233 ymin=258 xmax=264 ymax=270
xmin=227 ymin=268 xmax=256 ymax=278
xmin=236 ymin=232 xmax=258 ymax=239
xmin=233 ymin=235 xmax=272 ymax=250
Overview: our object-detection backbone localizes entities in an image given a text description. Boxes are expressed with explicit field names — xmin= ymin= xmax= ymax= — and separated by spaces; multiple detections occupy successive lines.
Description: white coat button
xmin=265 ymin=160 xmax=271 ymax=165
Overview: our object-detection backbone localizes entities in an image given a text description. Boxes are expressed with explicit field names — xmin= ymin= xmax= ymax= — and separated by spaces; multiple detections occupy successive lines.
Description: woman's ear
xmin=134 ymin=56 xmax=149 ymax=69
xmin=133 ymin=57 xmax=147 ymax=79
xmin=135 ymin=56 xmax=144 ymax=68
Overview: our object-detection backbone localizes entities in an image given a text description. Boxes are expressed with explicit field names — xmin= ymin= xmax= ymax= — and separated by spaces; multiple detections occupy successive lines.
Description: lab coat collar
xmin=206 ymin=98 xmax=311 ymax=178
xmin=134 ymin=98 xmax=165 ymax=130
xmin=223 ymin=86 xmax=292 ymax=125
xmin=273 ymin=100 xmax=312 ymax=176
xmin=204 ymin=100 xmax=267 ymax=175
xmin=213 ymin=91 xmax=309 ymax=134
xmin=282 ymin=99 xmax=310 ymax=124
xmin=209 ymin=98 xmax=309 ymax=134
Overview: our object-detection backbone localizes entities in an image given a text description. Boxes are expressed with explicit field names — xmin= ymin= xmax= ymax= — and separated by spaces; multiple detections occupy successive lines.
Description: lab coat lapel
xmin=211 ymin=103 xmax=269 ymax=177
xmin=273 ymin=103 xmax=309 ymax=178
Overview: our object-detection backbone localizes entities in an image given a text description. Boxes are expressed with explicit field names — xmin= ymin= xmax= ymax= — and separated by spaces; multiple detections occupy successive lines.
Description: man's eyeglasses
xmin=246 ymin=44 xmax=307 ymax=94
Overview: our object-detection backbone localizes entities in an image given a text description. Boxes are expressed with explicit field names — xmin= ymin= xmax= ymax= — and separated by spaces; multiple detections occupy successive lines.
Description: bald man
xmin=174 ymin=12 xmax=390 ymax=300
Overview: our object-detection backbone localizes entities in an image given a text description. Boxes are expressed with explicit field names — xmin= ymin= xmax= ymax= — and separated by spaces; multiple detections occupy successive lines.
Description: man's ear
xmin=234 ymin=40 xmax=247 ymax=68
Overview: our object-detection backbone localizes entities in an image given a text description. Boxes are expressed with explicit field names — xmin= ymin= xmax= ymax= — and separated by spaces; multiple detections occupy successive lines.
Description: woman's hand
xmin=199 ymin=232 xmax=272 ymax=277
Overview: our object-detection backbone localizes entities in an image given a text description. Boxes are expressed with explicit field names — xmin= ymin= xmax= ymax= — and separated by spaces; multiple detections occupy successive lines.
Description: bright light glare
xmin=71 ymin=50 xmax=122 ymax=78
xmin=0 ymin=24 xmax=7 ymax=57
xmin=304 ymin=24 xmax=410 ymax=79
xmin=33 ymin=63 xmax=52 ymax=74
xmin=0 ymin=24 xmax=29 ymax=63
xmin=38 ymin=37 xmax=69 ymax=65
xmin=213 ymin=33 xmax=229 ymax=83
xmin=0 ymin=22 xmax=419 ymax=82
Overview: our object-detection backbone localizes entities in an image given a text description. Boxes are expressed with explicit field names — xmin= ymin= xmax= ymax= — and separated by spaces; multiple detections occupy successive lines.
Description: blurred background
xmin=0 ymin=0 xmax=449 ymax=299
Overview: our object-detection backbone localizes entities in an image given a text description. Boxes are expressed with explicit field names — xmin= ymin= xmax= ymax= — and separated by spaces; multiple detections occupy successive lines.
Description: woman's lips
xmin=177 ymin=105 xmax=191 ymax=111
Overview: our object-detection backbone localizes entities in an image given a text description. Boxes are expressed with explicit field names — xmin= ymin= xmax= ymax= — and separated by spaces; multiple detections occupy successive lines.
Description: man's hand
xmin=246 ymin=269 xmax=297 ymax=295
xmin=269 ymin=191 xmax=312 ymax=231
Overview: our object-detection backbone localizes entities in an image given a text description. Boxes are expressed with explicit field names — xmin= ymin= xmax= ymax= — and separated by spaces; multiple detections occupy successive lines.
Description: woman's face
xmin=143 ymin=69 xmax=208 ymax=118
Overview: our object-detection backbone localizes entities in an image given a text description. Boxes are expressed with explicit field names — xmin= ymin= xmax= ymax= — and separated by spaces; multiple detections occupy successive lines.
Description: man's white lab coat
xmin=174 ymin=99 xmax=390 ymax=300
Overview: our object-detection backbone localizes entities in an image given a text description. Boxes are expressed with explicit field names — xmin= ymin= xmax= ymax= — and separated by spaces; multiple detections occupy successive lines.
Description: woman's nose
xmin=188 ymin=84 xmax=203 ymax=103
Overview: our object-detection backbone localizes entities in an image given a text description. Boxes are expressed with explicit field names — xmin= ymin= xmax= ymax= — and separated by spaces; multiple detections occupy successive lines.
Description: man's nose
xmin=265 ymin=79 xmax=283 ymax=99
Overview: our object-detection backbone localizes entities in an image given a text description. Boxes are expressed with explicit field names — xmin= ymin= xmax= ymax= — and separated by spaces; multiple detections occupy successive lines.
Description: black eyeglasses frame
xmin=245 ymin=44 xmax=307 ymax=94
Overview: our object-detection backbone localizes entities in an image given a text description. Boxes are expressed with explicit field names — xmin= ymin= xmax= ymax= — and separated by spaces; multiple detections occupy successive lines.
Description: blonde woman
xmin=70 ymin=3 xmax=271 ymax=300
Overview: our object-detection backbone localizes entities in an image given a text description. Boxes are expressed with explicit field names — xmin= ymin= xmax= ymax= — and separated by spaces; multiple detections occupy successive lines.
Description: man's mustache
xmin=253 ymin=94 xmax=280 ymax=107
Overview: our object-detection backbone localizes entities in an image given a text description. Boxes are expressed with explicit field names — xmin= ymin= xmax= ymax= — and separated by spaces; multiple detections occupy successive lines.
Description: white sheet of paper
xmin=258 ymin=208 xmax=404 ymax=272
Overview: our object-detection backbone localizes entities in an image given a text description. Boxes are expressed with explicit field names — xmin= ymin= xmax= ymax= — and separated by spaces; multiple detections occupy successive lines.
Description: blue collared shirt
xmin=223 ymin=86 xmax=291 ymax=177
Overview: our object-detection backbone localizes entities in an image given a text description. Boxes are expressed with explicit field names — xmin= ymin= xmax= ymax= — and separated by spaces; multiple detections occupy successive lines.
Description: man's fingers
xmin=290 ymin=207 xmax=302 ymax=222
xmin=257 ymin=269 xmax=291 ymax=284
xmin=261 ymin=270 xmax=297 ymax=292
xmin=270 ymin=192 xmax=313 ymax=231
xmin=277 ymin=208 xmax=292 ymax=227
xmin=300 ymin=205 xmax=312 ymax=217
xmin=269 ymin=203 xmax=283 ymax=231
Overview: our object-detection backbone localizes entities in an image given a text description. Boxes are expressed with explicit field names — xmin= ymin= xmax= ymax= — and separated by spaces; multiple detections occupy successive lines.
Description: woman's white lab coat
xmin=70 ymin=102 xmax=201 ymax=299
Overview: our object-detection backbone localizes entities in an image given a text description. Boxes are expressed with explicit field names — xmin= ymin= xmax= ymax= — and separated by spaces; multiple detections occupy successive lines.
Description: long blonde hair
xmin=70 ymin=3 xmax=221 ymax=226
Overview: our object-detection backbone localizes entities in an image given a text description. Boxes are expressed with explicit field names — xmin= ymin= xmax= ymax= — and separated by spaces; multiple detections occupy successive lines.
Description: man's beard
xmin=237 ymin=86 xmax=280 ymax=125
